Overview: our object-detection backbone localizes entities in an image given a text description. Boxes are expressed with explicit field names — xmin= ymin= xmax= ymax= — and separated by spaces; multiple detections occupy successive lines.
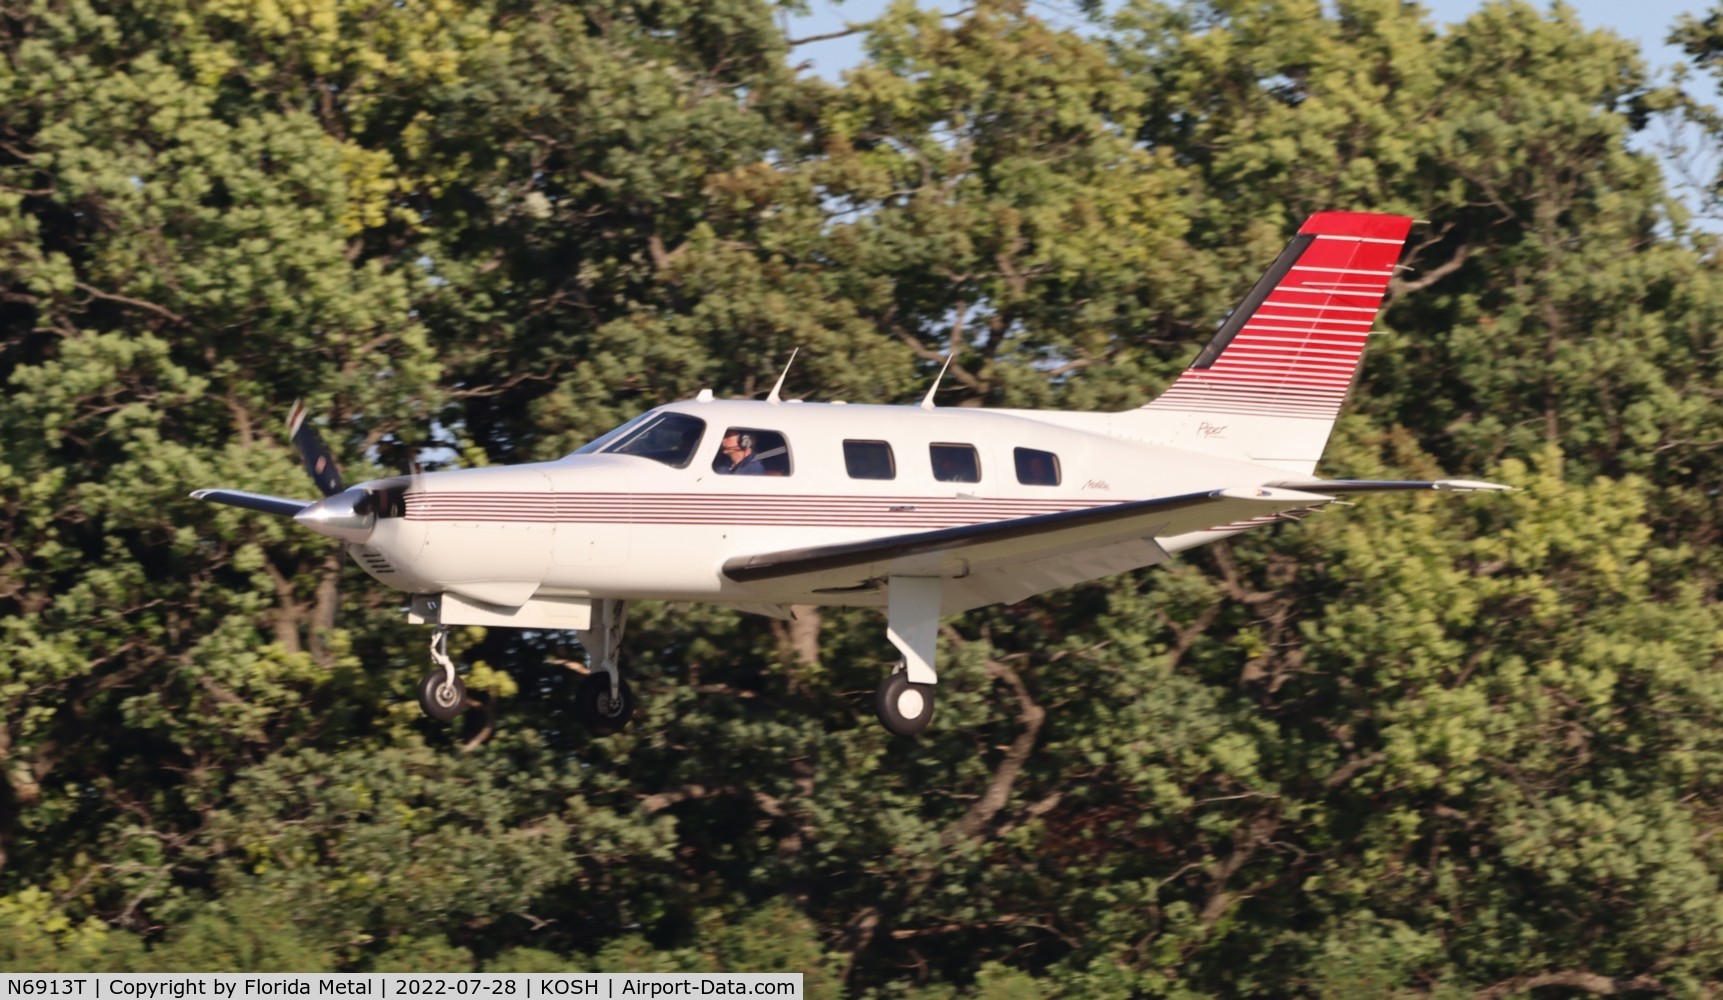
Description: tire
xmin=418 ymin=670 xmax=467 ymax=721
xmin=574 ymin=673 xmax=634 ymax=735
xmin=875 ymin=668 xmax=936 ymax=737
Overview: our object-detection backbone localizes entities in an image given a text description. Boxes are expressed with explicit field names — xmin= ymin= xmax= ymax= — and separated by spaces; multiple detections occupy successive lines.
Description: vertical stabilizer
xmin=1118 ymin=212 xmax=1413 ymax=476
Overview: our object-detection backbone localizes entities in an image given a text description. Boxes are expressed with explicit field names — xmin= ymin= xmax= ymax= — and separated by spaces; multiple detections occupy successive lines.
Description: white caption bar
xmin=1 ymin=975 xmax=802 ymax=1000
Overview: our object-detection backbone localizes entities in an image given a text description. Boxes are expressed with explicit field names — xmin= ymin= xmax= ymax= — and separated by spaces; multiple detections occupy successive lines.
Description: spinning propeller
xmin=191 ymin=400 xmax=410 ymax=544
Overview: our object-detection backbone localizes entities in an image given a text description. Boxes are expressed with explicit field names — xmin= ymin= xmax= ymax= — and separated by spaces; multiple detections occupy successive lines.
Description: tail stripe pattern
xmin=1144 ymin=213 xmax=1411 ymax=420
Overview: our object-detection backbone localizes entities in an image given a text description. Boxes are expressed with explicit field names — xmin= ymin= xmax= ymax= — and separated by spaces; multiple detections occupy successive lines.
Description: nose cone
xmin=294 ymin=487 xmax=376 ymax=543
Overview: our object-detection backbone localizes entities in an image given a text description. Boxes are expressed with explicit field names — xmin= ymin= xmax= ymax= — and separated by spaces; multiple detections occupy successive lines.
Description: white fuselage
xmin=349 ymin=399 xmax=1289 ymax=612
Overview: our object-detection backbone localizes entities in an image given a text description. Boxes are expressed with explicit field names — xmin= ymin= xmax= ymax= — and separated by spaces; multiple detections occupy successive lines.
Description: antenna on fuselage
xmin=919 ymin=353 xmax=954 ymax=410
xmin=765 ymin=348 xmax=799 ymax=404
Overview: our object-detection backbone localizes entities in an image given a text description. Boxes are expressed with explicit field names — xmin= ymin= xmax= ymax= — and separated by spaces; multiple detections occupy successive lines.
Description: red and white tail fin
xmin=1119 ymin=211 xmax=1413 ymax=476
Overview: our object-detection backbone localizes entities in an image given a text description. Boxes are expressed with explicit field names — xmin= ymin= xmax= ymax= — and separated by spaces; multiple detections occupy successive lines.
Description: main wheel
xmin=574 ymin=673 xmax=635 ymax=735
xmin=418 ymin=670 xmax=467 ymax=721
xmin=876 ymin=667 xmax=936 ymax=737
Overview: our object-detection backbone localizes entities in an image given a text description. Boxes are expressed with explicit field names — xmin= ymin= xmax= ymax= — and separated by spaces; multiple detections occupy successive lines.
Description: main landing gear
xmin=875 ymin=576 xmax=941 ymax=738
xmin=572 ymin=599 xmax=634 ymax=734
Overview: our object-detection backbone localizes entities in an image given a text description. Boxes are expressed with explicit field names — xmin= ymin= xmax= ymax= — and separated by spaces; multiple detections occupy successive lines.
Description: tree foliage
xmin=5 ymin=0 xmax=1723 ymax=994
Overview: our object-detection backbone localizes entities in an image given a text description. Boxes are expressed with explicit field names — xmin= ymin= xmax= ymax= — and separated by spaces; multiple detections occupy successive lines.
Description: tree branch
xmin=74 ymin=282 xmax=186 ymax=325
xmin=941 ymin=630 xmax=1046 ymax=846
xmin=1473 ymin=971 xmax=1665 ymax=998
xmin=786 ymin=24 xmax=869 ymax=46
xmin=1322 ymin=750 xmax=1387 ymax=790
xmin=1389 ymin=241 xmax=1471 ymax=299
xmin=638 ymin=783 xmax=744 ymax=814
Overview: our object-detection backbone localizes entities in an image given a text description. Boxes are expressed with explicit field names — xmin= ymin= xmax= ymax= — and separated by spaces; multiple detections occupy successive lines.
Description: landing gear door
xmin=550 ymin=461 xmax=632 ymax=568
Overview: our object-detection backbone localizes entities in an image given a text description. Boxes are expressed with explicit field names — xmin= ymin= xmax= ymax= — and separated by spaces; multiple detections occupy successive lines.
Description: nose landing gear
xmin=419 ymin=625 xmax=468 ymax=721
xmin=410 ymin=600 xmax=637 ymax=733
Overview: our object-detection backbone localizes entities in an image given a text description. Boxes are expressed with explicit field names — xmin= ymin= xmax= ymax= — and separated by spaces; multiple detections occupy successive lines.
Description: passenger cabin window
xmin=596 ymin=412 xmax=705 ymax=468
xmin=844 ymin=440 xmax=895 ymax=480
xmin=714 ymin=427 xmax=793 ymax=476
xmin=1015 ymin=447 xmax=1061 ymax=486
xmin=930 ymin=443 xmax=981 ymax=483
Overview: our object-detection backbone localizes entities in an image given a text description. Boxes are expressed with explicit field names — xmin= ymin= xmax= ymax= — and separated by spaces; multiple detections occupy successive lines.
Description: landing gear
xmin=574 ymin=599 xmax=633 ymax=735
xmin=574 ymin=672 xmax=635 ymax=734
xmin=876 ymin=665 xmax=936 ymax=737
xmin=418 ymin=669 xmax=467 ymax=721
xmin=878 ymin=575 xmax=942 ymax=737
xmin=419 ymin=625 xmax=467 ymax=721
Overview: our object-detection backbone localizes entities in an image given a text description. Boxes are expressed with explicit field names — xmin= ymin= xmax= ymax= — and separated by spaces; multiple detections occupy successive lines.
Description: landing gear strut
xmin=419 ymin=625 xmax=467 ymax=721
xmin=877 ymin=575 xmax=941 ymax=737
xmin=574 ymin=599 xmax=633 ymax=735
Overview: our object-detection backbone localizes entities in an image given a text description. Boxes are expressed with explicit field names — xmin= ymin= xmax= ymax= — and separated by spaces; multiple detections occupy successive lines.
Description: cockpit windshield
xmin=569 ymin=410 xmax=706 ymax=468
xmin=570 ymin=411 xmax=652 ymax=457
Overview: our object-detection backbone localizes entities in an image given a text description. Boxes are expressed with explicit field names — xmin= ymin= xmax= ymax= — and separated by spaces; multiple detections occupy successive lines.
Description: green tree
xmin=4 ymin=0 xmax=1723 ymax=994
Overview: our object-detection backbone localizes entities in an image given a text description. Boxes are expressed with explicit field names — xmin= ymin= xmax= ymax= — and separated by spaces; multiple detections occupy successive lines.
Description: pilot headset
xmin=733 ymin=432 xmax=754 ymax=451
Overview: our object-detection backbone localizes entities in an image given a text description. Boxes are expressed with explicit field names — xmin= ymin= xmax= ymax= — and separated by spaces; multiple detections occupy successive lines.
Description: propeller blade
xmin=287 ymin=398 xmax=346 ymax=497
xmin=190 ymin=489 xmax=312 ymax=517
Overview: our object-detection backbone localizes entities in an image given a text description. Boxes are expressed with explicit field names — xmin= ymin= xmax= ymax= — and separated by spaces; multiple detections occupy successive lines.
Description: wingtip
xmin=1432 ymin=479 xmax=1514 ymax=492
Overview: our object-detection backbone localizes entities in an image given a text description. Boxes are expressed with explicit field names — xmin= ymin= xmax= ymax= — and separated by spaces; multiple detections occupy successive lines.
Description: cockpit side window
xmin=713 ymin=427 xmax=793 ymax=476
xmin=596 ymin=412 xmax=707 ymax=468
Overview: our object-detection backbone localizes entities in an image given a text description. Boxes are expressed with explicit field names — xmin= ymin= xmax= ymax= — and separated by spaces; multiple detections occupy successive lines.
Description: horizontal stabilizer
xmin=190 ymin=489 xmax=312 ymax=517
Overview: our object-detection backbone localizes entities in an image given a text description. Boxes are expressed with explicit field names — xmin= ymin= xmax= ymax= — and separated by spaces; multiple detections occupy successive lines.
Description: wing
xmin=721 ymin=485 xmax=1335 ymax=610
xmin=190 ymin=489 xmax=313 ymax=517
xmin=1265 ymin=478 xmax=1511 ymax=494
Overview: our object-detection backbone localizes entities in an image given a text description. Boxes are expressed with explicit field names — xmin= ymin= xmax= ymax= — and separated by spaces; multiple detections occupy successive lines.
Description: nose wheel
xmin=418 ymin=669 xmax=468 ymax=721
xmin=876 ymin=665 xmax=936 ymax=737
xmin=419 ymin=625 xmax=468 ymax=721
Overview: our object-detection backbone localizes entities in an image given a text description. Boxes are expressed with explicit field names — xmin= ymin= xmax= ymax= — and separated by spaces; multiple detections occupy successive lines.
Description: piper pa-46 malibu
xmin=193 ymin=211 xmax=1505 ymax=736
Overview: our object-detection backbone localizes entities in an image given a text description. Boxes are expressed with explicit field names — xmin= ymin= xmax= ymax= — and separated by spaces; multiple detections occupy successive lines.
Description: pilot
xmin=716 ymin=431 xmax=766 ymax=475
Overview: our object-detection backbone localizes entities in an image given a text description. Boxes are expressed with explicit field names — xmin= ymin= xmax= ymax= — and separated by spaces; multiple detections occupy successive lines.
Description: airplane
xmin=191 ymin=211 xmax=1507 ymax=737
